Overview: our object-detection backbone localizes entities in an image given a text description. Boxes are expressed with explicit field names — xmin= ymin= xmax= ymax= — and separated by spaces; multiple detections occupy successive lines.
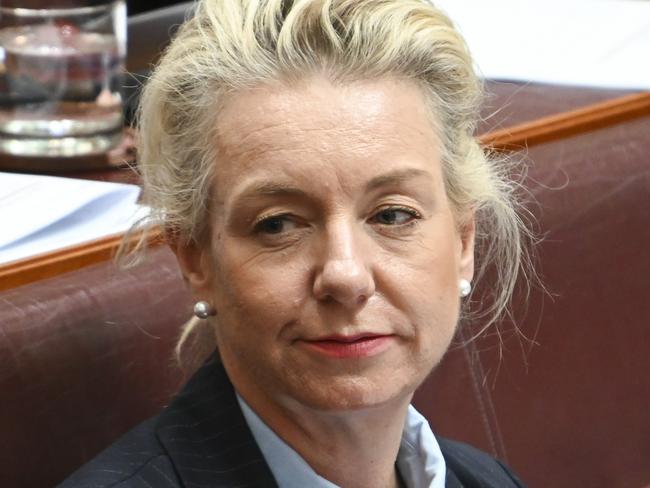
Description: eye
xmin=254 ymin=214 xmax=299 ymax=234
xmin=371 ymin=206 xmax=421 ymax=226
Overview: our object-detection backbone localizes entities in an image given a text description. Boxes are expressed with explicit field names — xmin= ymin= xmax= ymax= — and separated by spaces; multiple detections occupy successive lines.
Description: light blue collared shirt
xmin=237 ymin=395 xmax=446 ymax=488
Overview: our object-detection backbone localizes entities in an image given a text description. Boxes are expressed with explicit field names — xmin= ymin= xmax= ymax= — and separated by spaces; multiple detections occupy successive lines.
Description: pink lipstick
xmin=300 ymin=334 xmax=395 ymax=359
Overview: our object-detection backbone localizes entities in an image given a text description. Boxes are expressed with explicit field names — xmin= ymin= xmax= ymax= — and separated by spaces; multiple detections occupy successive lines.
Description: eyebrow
xmin=233 ymin=181 xmax=311 ymax=203
xmin=364 ymin=168 xmax=433 ymax=192
xmin=232 ymin=167 xmax=433 ymax=205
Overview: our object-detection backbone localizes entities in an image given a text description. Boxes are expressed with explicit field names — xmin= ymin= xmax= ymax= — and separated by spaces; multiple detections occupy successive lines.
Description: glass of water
xmin=0 ymin=1 xmax=126 ymax=159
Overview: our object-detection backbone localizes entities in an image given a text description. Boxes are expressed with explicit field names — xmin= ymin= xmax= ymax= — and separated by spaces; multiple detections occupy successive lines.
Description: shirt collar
xmin=397 ymin=404 xmax=447 ymax=488
xmin=237 ymin=395 xmax=446 ymax=488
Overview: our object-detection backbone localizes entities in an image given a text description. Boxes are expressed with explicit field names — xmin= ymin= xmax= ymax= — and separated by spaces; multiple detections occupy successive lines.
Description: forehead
xmin=213 ymin=76 xmax=443 ymax=203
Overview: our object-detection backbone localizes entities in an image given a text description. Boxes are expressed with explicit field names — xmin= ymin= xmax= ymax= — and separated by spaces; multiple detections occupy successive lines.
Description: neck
xmin=243 ymin=390 xmax=412 ymax=488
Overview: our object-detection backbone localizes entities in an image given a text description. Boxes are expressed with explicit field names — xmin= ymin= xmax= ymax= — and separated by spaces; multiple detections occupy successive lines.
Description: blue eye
xmin=372 ymin=207 xmax=419 ymax=225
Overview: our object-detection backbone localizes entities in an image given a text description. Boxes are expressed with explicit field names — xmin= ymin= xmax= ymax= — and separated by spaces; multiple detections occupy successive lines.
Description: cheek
xmin=421 ymin=248 xmax=461 ymax=327
xmin=384 ymin=231 xmax=460 ymax=308
xmin=209 ymin=244 xmax=307 ymax=335
xmin=387 ymin=236 xmax=461 ymax=352
xmin=409 ymin=274 xmax=460 ymax=344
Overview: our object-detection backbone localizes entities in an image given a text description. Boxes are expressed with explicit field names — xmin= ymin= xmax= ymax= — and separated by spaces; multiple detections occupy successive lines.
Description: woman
xmin=62 ymin=0 xmax=528 ymax=486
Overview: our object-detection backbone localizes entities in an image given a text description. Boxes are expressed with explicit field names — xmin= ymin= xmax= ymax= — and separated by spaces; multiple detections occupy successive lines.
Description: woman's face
xmin=177 ymin=76 xmax=474 ymax=413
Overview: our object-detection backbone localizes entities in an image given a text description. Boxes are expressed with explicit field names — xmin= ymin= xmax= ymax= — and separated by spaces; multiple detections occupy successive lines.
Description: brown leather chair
xmin=0 ymin=247 xmax=190 ymax=487
xmin=414 ymin=111 xmax=650 ymax=488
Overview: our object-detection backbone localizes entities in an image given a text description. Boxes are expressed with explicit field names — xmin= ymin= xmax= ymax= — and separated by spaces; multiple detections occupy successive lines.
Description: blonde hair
xmin=134 ymin=0 xmax=533 ymax=361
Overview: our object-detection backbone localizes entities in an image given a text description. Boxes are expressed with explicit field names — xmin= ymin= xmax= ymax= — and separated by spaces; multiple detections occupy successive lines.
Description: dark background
xmin=3 ymin=0 xmax=184 ymax=14
xmin=127 ymin=0 xmax=184 ymax=15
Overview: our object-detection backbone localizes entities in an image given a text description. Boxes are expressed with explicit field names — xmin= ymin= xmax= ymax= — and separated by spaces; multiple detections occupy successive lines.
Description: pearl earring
xmin=459 ymin=279 xmax=472 ymax=298
xmin=193 ymin=301 xmax=216 ymax=319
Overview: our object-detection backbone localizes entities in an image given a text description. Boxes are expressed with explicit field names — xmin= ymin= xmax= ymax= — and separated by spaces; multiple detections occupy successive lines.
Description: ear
xmin=458 ymin=212 xmax=475 ymax=282
xmin=169 ymin=236 xmax=214 ymax=299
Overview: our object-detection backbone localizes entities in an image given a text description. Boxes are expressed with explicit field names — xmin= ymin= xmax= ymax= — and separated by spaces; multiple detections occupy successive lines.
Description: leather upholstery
xmin=478 ymin=81 xmax=636 ymax=132
xmin=413 ymin=114 xmax=650 ymax=488
xmin=0 ymin=248 xmax=189 ymax=487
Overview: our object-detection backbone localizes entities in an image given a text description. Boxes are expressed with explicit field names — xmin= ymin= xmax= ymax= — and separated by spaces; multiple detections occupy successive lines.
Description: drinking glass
xmin=0 ymin=1 xmax=126 ymax=158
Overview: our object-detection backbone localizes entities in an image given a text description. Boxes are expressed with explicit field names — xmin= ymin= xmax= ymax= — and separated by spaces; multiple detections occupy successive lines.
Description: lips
xmin=300 ymin=333 xmax=395 ymax=359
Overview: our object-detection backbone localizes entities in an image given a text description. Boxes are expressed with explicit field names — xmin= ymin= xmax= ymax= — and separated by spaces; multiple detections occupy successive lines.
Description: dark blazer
xmin=59 ymin=355 xmax=525 ymax=488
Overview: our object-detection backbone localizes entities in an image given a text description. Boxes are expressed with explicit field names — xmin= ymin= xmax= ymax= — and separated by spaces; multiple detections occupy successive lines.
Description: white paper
xmin=0 ymin=172 xmax=149 ymax=265
xmin=434 ymin=0 xmax=650 ymax=89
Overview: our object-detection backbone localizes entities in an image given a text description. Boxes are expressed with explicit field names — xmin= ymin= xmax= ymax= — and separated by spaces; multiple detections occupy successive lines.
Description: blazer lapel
xmin=445 ymin=469 xmax=463 ymax=488
xmin=155 ymin=354 xmax=278 ymax=487
xmin=154 ymin=354 xmax=469 ymax=488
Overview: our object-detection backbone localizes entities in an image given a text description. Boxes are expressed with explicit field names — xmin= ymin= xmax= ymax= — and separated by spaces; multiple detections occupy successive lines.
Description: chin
xmin=284 ymin=371 xmax=420 ymax=413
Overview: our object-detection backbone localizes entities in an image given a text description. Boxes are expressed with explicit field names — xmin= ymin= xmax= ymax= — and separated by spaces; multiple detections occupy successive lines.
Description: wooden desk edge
xmin=479 ymin=91 xmax=650 ymax=150
xmin=0 ymin=229 xmax=163 ymax=292
xmin=2 ymin=91 xmax=649 ymax=291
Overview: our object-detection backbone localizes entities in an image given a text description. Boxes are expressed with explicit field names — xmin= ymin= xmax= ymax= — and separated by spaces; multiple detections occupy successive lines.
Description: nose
xmin=312 ymin=220 xmax=375 ymax=308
